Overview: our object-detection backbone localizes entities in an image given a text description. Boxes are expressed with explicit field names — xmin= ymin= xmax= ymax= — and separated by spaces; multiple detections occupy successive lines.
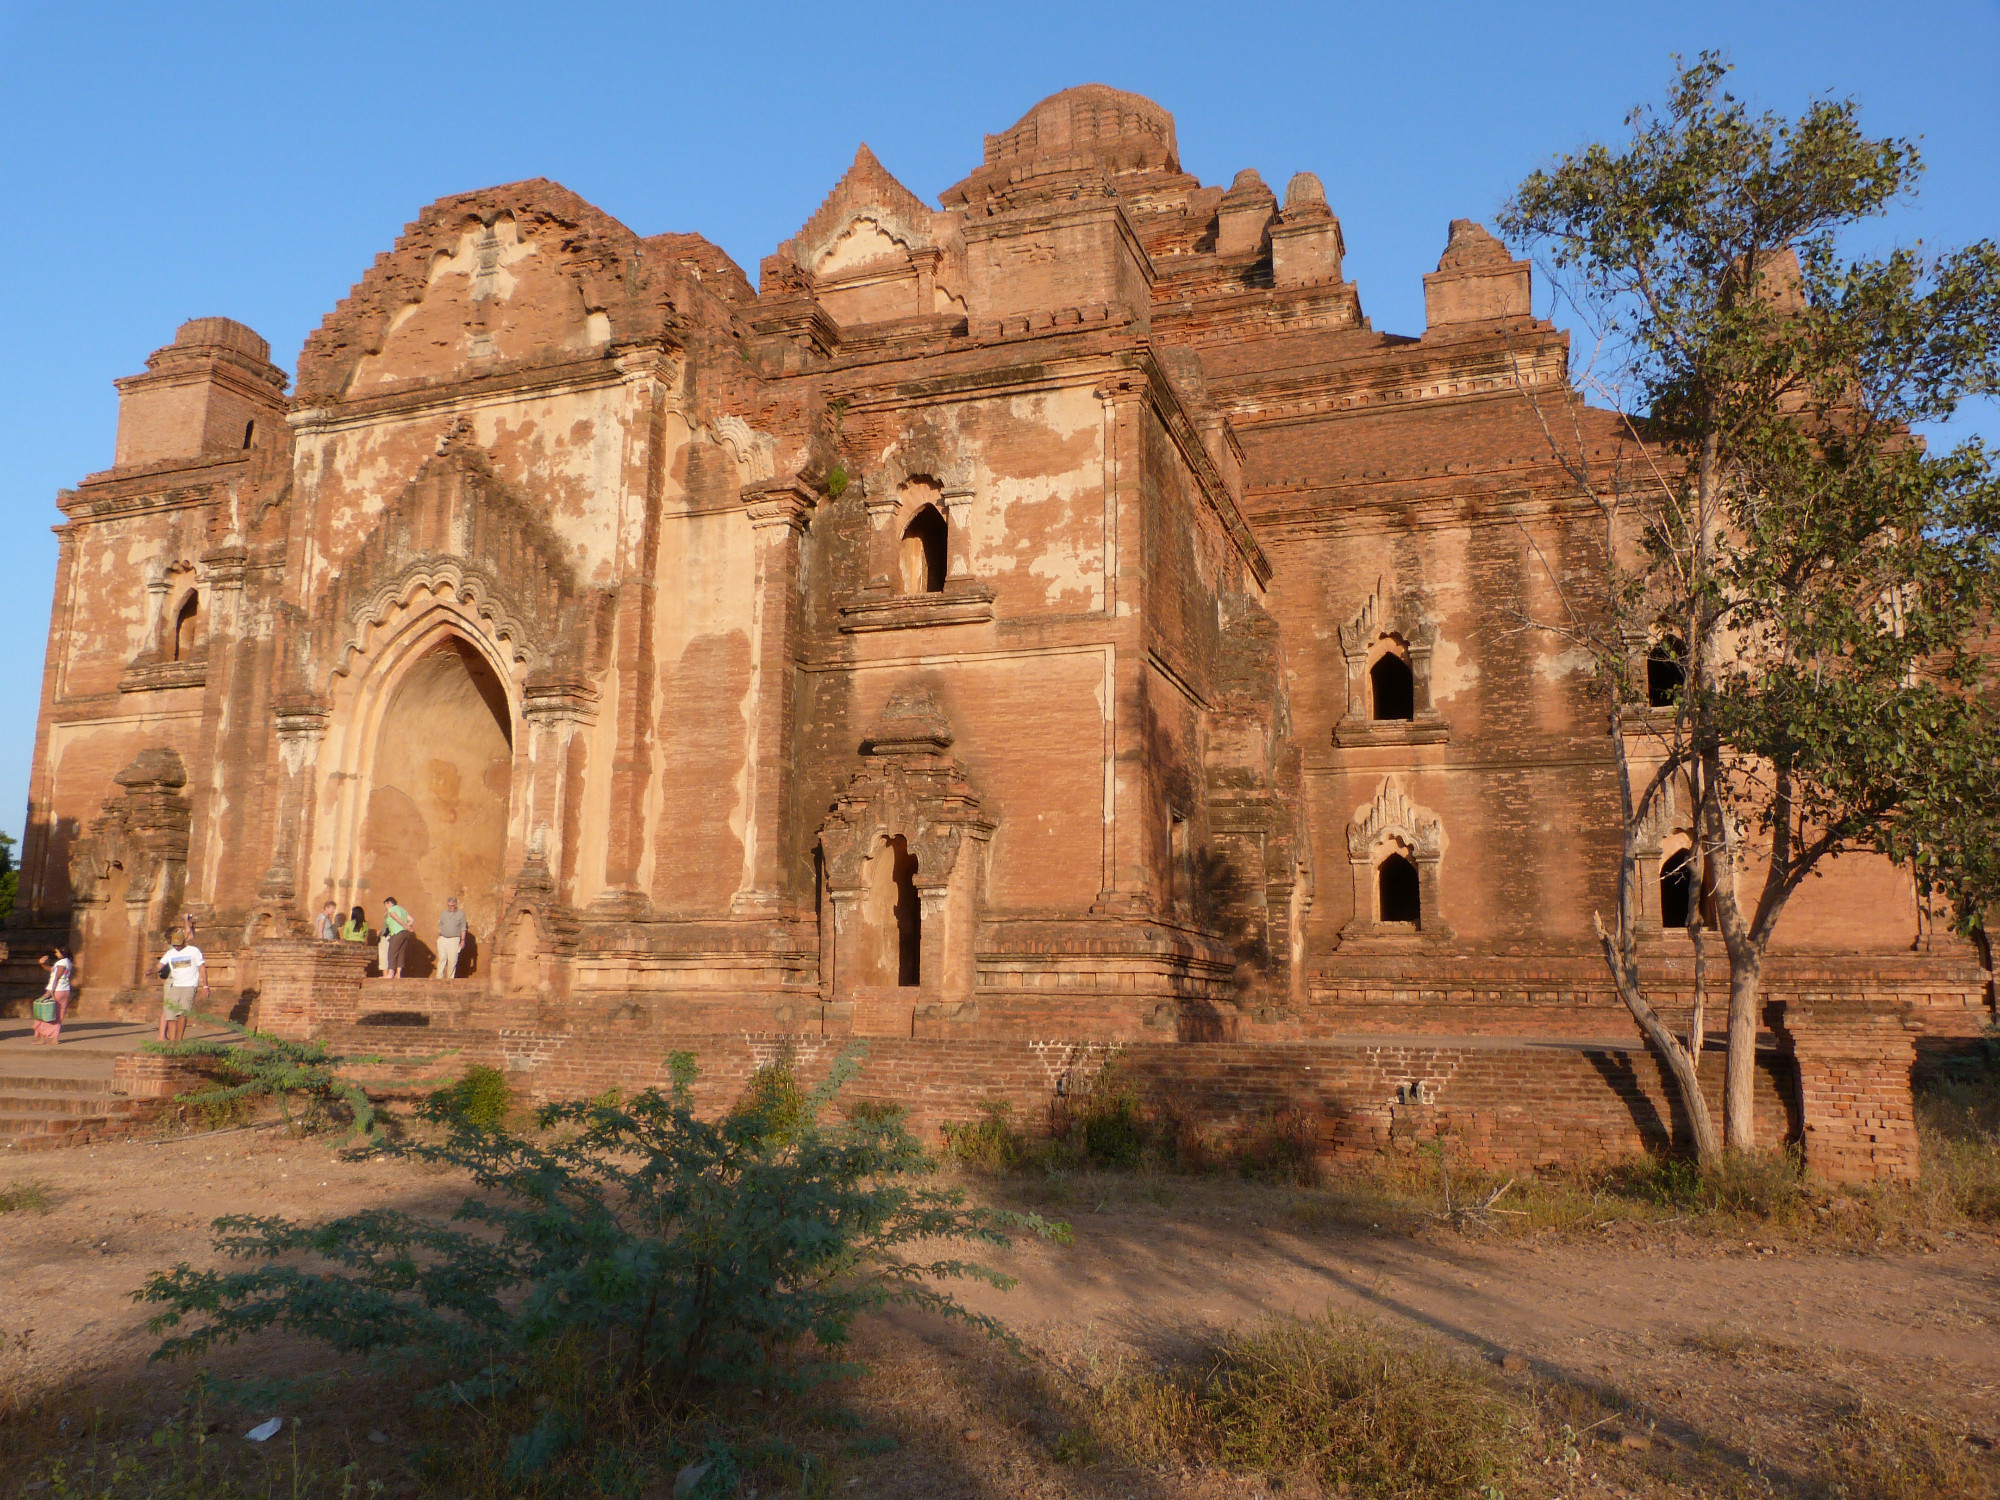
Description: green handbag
xmin=32 ymin=999 xmax=58 ymax=1023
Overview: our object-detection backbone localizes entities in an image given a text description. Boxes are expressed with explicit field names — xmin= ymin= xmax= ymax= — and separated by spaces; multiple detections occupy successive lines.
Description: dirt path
xmin=4 ymin=1137 xmax=1997 ymax=1496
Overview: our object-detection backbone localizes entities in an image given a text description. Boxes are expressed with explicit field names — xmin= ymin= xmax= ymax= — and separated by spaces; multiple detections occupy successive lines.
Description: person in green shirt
xmin=381 ymin=896 xmax=414 ymax=978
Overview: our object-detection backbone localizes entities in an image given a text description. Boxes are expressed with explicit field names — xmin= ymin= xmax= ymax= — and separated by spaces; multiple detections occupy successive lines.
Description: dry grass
xmin=1277 ymin=1057 xmax=2000 ymax=1252
xmin=1071 ymin=1312 xmax=1527 ymax=1497
xmin=952 ymin=1039 xmax=2000 ymax=1258
xmin=0 ymin=1177 xmax=53 ymax=1213
xmin=1818 ymin=1398 xmax=2000 ymax=1500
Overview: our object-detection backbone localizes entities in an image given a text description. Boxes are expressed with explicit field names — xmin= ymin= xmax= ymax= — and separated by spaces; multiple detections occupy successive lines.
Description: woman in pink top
xmin=33 ymin=947 xmax=73 ymax=1045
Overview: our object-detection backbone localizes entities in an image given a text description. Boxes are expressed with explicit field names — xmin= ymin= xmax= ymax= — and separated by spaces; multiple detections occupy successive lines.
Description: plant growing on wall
xmin=136 ymin=1048 xmax=1065 ymax=1482
xmin=147 ymin=1019 xmax=390 ymax=1143
xmin=1499 ymin=53 xmax=2000 ymax=1157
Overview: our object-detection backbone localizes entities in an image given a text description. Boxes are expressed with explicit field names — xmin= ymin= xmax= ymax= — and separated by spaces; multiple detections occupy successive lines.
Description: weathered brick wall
xmin=1772 ymin=1004 xmax=1922 ymax=1184
xmin=253 ymin=939 xmax=371 ymax=1038
xmin=112 ymin=1049 xmax=225 ymax=1100
xmin=323 ymin=1022 xmax=1797 ymax=1174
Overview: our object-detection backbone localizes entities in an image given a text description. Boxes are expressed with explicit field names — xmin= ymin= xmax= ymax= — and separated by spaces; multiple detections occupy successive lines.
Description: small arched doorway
xmin=358 ymin=635 xmax=513 ymax=975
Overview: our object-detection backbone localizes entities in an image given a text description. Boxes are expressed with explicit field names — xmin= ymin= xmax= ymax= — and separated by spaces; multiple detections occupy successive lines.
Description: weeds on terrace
xmin=147 ymin=1017 xmax=390 ymax=1144
xmin=1082 ymin=1312 xmax=1525 ymax=1498
xmin=941 ymin=1064 xmax=1319 ymax=1183
xmin=135 ymin=1048 xmax=1065 ymax=1489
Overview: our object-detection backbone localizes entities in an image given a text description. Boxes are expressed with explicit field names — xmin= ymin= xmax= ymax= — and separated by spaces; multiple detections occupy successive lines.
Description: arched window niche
xmin=1340 ymin=776 xmax=1451 ymax=944
xmin=835 ymin=467 xmax=994 ymax=632
xmin=1334 ymin=585 xmax=1449 ymax=746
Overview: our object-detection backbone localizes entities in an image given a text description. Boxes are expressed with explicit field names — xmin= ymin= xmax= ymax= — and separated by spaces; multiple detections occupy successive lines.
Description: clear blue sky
xmin=1 ymin=1 xmax=1994 ymax=848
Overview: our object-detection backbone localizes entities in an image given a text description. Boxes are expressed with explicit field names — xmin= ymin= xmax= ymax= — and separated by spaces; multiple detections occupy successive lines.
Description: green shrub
xmin=1055 ymin=1068 xmax=1147 ymax=1168
xmin=136 ymin=1047 xmax=1066 ymax=1486
xmin=941 ymin=1102 xmax=1031 ymax=1173
xmin=733 ymin=1058 xmax=807 ymax=1145
xmin=427 ymin=1062 xmax=513 ymax=1130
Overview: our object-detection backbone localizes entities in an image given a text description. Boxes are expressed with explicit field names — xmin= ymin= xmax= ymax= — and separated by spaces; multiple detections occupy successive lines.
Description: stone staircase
xmin=0 ymin=1069 xmax=153 ymax=1151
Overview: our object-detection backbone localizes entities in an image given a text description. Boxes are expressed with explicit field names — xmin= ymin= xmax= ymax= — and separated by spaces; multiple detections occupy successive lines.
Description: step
xmin=0 ymin=1091 xmax=136 ymax=1118
xmin=0 ymin=1073 xmax=118 ymax=1095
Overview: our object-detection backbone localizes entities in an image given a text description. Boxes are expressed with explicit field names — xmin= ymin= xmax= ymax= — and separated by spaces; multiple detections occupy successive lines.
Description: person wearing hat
xmin=157 ymin=926 xmax=207 ymax=1042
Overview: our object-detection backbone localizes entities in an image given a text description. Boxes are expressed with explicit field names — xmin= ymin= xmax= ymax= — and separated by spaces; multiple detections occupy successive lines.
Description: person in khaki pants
xmin=437 ymin=897 xmax=468 ymax=980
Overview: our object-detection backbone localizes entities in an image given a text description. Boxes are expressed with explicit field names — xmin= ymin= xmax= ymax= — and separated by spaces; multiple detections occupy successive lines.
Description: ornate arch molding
xmin=817 ymin=686 xmax=995 ymax=1001
xmin=67 ymin=748 xmax=193 ymax=995
xmin=1633 ymin=772 xmax=1697 ymax=937
xmin=705 ymin=414 xmax=778 ymax=486
xmin=838 ymin=433 xmax=990 ymax=630
xmin=1334 ymin=579 xmax=1450 ymax=747
xmin=300 ymin=442 xmax=610 ymax=695
xmin=1339 ymin=775 xmax=1453 ymax=944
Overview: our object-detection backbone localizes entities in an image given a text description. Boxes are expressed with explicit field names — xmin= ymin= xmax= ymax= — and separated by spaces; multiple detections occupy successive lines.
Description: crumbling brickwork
xmin=25 ymin=86 xmax=1982 ymax=1180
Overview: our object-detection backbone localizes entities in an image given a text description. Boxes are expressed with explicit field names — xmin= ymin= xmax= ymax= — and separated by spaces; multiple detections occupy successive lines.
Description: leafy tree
xmin=1500 ymin=53 xmax=2000 ymax=1155
xmin=0 ymin=830 xmax=17 ymax=924
xmin=137 ymin=1049 xmax=1065 ymax=1483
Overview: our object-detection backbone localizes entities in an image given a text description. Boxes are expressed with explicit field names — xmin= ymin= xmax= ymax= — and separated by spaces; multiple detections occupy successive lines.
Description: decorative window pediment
xmin=1333 ymin=581 xmax=1450 ymax=747
xmin=1339 ymin=775 xmax=1453 ymax=946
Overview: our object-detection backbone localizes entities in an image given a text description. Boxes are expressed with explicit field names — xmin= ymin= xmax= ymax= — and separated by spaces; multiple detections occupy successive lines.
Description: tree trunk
xmin=1594 ymin=914 xmax=1721 ymax=1161
xmin=1723 ymin=954 xmax=1763 ymax=1151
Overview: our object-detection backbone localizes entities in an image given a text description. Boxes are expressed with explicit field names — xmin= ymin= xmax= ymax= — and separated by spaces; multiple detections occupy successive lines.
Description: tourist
xmin=313 ymin=900 xmax=339 ymax=941
xmin=436 ymin=896 xmax=467 ymax=980
xmin=340 ymin=905 xmax=369 ymax=944
xmin=32 ymin=947 xmax=72 ymax=1045
xmin=381 ymin=895 xmax=414 ymax=979
xmin=157 ymin=926 xmax=207 ymax=1043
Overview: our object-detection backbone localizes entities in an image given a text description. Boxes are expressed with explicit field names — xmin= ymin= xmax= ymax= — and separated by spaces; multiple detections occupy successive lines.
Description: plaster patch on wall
xmin=1534 ymin=643 xmax=1597 ymax=684
xmin=1428 ymin=636 xmax=1480 ymax=703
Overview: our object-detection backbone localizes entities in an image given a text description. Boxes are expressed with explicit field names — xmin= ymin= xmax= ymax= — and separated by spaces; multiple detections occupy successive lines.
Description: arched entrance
xmin=357 ymin=636 xmax=513 ymax=974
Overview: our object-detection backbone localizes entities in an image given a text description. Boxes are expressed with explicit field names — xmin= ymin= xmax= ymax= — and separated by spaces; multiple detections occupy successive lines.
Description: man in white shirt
xmin=157 ymin=928 xmax=208 ymax=1042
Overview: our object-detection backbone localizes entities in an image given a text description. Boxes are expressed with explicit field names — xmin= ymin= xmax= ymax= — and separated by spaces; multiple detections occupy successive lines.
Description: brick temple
xmin=22 ymin=87 xmax=1985 ymax=1177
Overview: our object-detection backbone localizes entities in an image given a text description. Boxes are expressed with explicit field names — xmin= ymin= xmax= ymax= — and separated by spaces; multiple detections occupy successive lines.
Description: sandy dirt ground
xmin=4 ymin=1129 xmax=1999 ymax=1497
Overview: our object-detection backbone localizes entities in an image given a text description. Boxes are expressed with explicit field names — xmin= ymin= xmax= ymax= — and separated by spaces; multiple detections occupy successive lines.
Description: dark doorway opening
xmin=1648 ymin=645 xmax=1685 ymax=707
xmin=890 ymin=835 xmax=921 ymax=986
xmin=1378 ymin=853 xmax=1421 ymax=926
xmin=1370 ymin=653 xmax=1415 ymax=721
xmin=901 ymin=507 xmax=948 ymax=594
xmin=1660 ymin=849 xmax=1693 ymax=930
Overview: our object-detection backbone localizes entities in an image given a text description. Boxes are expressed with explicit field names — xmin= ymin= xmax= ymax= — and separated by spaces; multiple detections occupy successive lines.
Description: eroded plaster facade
xmin=24 ymin=86 xmax=1978 ymax=1060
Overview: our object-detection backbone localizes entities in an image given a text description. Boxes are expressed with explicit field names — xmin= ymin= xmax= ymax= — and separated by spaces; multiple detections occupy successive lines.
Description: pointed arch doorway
xmin=356 ymin=635 xmax=514 ymax=976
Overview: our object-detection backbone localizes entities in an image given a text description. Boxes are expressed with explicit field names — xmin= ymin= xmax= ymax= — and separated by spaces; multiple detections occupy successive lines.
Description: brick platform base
xmin=248 ymin=939 xmax=1960 ymax=1182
